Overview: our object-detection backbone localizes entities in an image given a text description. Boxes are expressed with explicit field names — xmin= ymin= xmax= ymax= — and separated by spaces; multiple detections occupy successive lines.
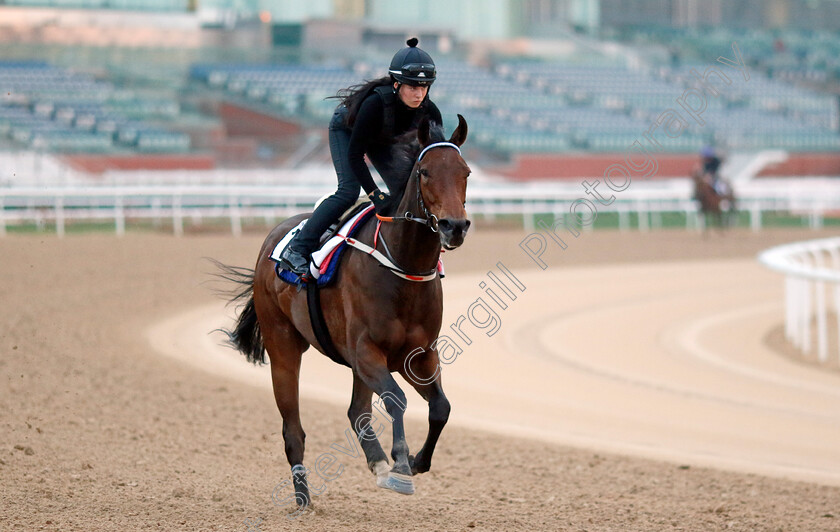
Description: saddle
xmin=271 ymin=191 xmax=446 ymax=287
xmin=270 ymin=198 xmax=374 ymax=287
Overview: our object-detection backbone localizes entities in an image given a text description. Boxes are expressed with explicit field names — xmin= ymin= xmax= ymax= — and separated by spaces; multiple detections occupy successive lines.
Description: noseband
xmin=376 ymin=141 xmax=462 ymax=233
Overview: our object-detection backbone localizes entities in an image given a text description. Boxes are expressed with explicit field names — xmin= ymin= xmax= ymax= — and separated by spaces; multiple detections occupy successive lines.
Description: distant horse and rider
xmin=691 ymin=146 xmax=737 ymax=231
xmin=216 ymin=38 xmax=471 ymax=511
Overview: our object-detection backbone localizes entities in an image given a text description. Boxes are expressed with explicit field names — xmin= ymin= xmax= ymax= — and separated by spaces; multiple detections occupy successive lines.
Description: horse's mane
xmin=377 ymin=121 xmax=447 ymax=205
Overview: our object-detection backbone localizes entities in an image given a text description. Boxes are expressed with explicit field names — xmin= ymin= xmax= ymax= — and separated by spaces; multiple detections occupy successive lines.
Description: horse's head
xmin=410 ymin=115 xmax=471 ymax=250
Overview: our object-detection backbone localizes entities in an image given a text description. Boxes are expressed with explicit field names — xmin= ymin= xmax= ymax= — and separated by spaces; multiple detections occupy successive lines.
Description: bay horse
xmin=219 ymin=116 xmax=470 ymax=510
xmin=691 ymin=167 xmax=737 ymax=231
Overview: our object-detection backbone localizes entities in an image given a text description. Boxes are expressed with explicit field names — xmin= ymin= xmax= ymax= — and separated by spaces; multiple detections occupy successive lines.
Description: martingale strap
xmin=344 ymin=236 xmax=438 ymax=282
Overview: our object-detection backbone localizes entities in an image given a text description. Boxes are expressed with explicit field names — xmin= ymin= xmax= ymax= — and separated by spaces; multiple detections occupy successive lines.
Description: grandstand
xmin=1 ymin=0 xmax=840 ymax=232
xmin=624 ymin=26 xmax=840 ymax=85
xmin=189 ymin=50 xmax=840 ymax=158
xmin=2 ymin=0 xmax=188 ymax=10
xmin=4 ymin=40 xmax=840 ymax=181
xmin=2 ymin=0 xmax=840 ymax=182
xmin=0 ymin=61 xmax=191 ymax=154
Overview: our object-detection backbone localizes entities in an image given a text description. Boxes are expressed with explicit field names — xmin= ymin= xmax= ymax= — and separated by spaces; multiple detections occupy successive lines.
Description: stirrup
xmin=278 ymin=258 xmax=305 ymax=274
xmin=280 ymin=245 xmax=310 ymax=273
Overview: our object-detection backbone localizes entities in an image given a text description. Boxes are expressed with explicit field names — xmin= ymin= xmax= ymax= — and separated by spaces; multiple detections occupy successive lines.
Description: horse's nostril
xmin=438 ymin=218 xmax=470 ymax=237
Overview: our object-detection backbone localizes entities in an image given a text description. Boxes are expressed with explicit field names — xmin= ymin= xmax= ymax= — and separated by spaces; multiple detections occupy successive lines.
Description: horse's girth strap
xmin=305 ymin=282 xmax=350 ymax=367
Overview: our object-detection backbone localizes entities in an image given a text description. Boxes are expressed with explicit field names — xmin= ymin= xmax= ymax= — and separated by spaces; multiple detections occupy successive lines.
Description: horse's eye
xmin=419 ymin=168 xmax=429 ymax=178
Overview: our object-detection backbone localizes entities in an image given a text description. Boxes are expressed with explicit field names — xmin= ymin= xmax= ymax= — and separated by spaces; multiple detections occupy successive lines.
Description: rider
xmin=699 ymin=145 xmax=728 ymax=196
xmin=279 ymin=37 xmax=443 ymax=276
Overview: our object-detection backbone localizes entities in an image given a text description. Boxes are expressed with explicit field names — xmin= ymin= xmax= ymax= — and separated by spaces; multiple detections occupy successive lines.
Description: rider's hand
xmin=368 ymin=188 xmax=391 ymax=214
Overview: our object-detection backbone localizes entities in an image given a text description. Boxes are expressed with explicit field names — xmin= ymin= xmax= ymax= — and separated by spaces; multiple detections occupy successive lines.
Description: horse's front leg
xmin=347 ymin=372 xmax=390 ymax=485
xmin=400 ymin=347 xmax=450 ymax=475
xmin=715 ymin=209 xmax=725 ymax=233
xmin=354 ymin=343 xmax=414 ymax=495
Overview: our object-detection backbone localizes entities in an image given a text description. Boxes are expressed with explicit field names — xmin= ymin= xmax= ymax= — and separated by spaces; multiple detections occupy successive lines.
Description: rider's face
xmin=395 ymin=83 xmax=428 ymax=109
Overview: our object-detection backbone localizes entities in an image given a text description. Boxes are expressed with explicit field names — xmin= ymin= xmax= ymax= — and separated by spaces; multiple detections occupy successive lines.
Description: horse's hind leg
xmin=400 ymin=348 xmax=450 ymax=475
xmin=260 ymin=311 xmax=311 ymax=508
xmin=724 ymin=199 xmax=736 ymax=229
xmin=347 ymin=373 xmax=390 ymax=484
xmin=714 ymin=209 xmax=725 ymax=234
xmin=354 ymin=344 xmax=414 ymax=495
xmin=700 ymin=211 xmax=710 ymax=238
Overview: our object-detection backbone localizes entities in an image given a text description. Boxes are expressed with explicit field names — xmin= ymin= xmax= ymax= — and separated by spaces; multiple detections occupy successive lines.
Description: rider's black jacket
xmin=347 ymin=86 xmax=443 ymax=194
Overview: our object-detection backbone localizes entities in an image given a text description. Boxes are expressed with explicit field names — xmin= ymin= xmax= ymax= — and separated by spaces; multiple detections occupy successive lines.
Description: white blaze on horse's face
xmin=419 ymin=153 xmax=471 ymax=251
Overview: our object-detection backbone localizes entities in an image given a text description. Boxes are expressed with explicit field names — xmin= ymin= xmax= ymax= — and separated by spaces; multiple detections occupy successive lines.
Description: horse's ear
xmin=417 ymin=116 xmax=431 ymax=148
xmin=448 ymin=114 xmax=468 ymax=147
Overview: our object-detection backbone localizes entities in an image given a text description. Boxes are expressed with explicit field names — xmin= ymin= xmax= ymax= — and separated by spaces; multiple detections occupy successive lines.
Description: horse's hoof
xmin=377 ymin=471 xmax=415 ymax=495
xmin=408 ymin=454 xmax=427 ymax=476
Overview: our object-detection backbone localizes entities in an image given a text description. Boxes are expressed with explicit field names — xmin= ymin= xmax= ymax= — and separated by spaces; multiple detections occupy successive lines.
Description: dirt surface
xmin=3 ymin=226 xmax=840 ymax=531
xmin=764 ymin=312 xmax=840 ymax=374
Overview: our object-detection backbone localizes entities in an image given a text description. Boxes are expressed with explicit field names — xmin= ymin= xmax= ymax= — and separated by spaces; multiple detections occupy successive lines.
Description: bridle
xmin=375 ymin=141 xmax=462 ymax=233
xmin=342 ymin=141 xmax=462 ymax=282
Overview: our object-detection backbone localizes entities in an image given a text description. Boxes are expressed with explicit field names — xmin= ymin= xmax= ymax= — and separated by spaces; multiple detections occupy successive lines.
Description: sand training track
xmin=3 ymin=228 xmax=840 ymax=531
xmin=151 ymin=259 xmax=840 ymax=487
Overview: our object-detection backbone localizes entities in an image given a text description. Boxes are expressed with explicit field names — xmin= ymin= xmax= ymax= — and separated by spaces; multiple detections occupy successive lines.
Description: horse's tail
xmin=207 ymin=259 xmax=266 ymax=365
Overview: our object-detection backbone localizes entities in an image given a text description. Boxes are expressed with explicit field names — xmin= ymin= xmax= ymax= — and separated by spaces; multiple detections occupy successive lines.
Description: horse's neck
xmin=380 ymin=169 xmax=441 ymax=273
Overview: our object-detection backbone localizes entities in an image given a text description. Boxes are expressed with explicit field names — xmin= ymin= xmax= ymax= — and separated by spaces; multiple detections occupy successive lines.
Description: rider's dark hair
xmin=329 ymin=76 xmax=392 ymax=128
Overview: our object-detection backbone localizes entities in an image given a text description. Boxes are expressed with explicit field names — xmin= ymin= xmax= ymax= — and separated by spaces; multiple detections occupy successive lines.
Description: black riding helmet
xmin=389 ymin=37 xmax=436 ymax=87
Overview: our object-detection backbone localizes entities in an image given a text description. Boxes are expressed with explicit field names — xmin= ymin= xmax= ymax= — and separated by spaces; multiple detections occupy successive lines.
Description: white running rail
xmin=758 ymin=237 xmax=840 ymax=363
xmin=1 ymin=179 xmax=840 ymax=237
